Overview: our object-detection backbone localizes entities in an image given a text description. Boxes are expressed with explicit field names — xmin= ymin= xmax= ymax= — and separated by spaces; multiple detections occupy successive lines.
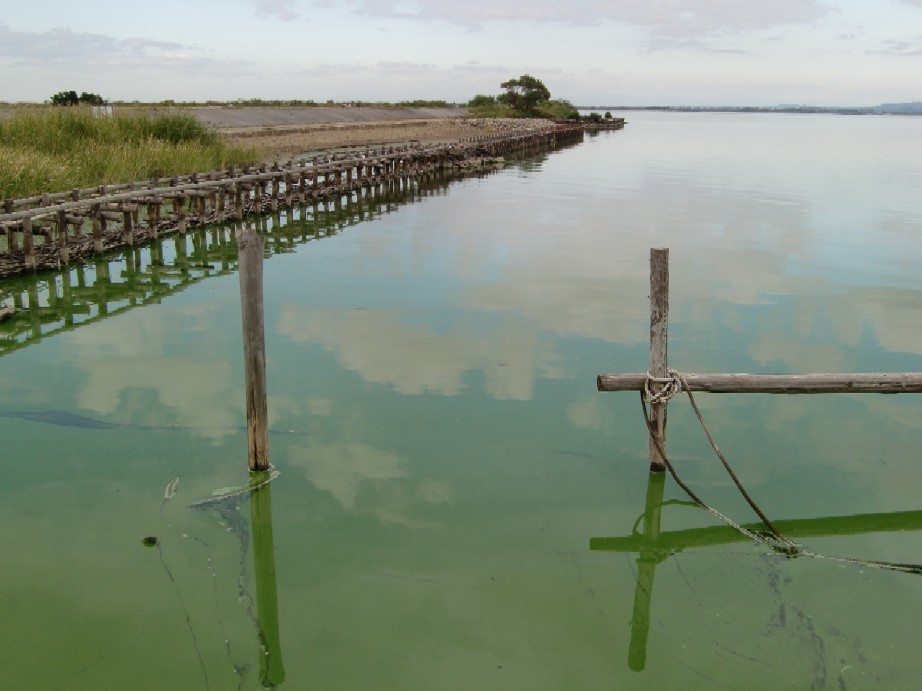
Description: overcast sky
xmin=1 ymin=0 xmax=920 ymax=106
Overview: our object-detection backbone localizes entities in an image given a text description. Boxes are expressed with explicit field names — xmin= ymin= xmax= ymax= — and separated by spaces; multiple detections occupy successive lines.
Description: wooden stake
xmin=22 ymin=217 xmax=35 ymax=270
xmin=236 ymin=225 xmax=270 ymax=471
xmin=648 ymin=248 xmax=669 ymax=472
xmin=57 ymin=209 xmax=69 ymax=265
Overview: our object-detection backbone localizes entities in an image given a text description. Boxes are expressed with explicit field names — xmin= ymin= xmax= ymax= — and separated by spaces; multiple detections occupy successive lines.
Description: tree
xmin=468 ymin=94 xmax=497 ymax=108
xmin=50 ymin=90 xmax=79 ymax=106
xmin=78 ymin=92 xmax=105 ymax=106
xmin=537 ymin=99 xmax=580 ymax=121
xmin=49 ymin=90 xmax=105 ymax=106
xmin=497 ymin=74 xmax=551 ymax=116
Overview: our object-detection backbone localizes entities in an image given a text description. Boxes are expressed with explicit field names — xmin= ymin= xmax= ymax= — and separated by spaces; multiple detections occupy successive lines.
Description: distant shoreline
xmin=580 ymin=105 xmax=922 ymax=116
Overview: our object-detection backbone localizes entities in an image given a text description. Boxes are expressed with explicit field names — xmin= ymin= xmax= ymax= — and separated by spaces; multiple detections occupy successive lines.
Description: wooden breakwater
xmin=0 ymin=124 xmax=583 ymax=278
xmin=0 ymin=167 xmax=485 ymax=357
xmin=582 ymin=117 xmax=627 ymax=132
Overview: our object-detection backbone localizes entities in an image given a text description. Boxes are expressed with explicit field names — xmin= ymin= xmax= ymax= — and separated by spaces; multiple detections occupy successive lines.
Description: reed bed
xmin=0 ymin=108 xmax=262 ymax=199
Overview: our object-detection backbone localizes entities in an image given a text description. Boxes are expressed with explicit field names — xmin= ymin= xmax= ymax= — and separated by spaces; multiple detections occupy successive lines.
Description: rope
xmin=639 ymin=369 xmax=922 ymax=573
xmin=644 ymin=368 xmax=683 ymax=405
xmin=640 ymin=390 xmax=796 ymax=554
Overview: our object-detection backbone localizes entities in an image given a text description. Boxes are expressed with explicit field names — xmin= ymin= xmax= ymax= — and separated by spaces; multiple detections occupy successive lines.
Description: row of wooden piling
xmin=0 ymin=168 xmax=464 ymax=356
xmin=0 ymin=124 xmax=583 ymax=278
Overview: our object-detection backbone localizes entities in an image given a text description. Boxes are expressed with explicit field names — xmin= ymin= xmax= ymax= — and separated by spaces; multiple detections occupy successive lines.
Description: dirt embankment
xmin=188 ymin=106 xmax=482 ymax=159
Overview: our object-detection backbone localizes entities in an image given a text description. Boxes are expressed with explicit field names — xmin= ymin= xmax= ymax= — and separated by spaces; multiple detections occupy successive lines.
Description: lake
xmin=2 ymin=111 xmax=922 ymax=690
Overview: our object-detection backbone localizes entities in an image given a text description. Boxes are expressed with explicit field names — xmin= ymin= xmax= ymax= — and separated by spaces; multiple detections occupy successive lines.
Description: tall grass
xmin=0 ymin=108 xmax=262 ymax=199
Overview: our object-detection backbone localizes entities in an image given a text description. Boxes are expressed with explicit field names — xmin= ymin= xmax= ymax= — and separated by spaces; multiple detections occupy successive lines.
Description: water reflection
xmin=187 ymin=473 xmax=285 ymax=688
xmin=0 ymin=172 xmax=479 ymax=359
xmin=250 ymin=478 xmax=286 ymax=687
xmin=591 ymin=472 xmax=922 ymax=673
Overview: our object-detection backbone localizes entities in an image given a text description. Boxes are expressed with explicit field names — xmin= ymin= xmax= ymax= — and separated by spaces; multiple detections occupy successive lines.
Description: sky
xmin=1 ymin=0 xmax=920 ymax=107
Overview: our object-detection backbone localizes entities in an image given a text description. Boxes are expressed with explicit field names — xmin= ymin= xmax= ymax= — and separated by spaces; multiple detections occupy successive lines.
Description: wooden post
xmin=122 ymin=205 xmax=134 ymax=246
xmin=57 ymin=209 xmax=69 ymax=265
xmin=91 ymin=205 xmax=105 ymax=254
xmin=175 ymin=195 xmax=187 ymax=233
xmin=6 ymin=222 xmax=19 ymax=254
xmin=236 ymin=225 xmax=270 ymax=471
xmin=648 ymin=248 xmax=669 ymax=472
xmin=22 ymin=217 xmax=35 ymax=270
xmin=234 ymin=183 xmax=243 ymax=220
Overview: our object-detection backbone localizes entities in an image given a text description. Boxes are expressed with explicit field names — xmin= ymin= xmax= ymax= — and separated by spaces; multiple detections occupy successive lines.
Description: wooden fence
xmin=0 ymin=124 xmax=584 ymax=277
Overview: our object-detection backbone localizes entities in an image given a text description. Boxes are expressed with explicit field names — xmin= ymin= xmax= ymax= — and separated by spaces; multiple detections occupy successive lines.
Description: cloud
xmin=871 ymin=37 xmax=922 ymax=56
xmin=288 ymin=441 xmax=454 ymax=527
xmin=0 ymin=21 xmax=188 ymax=63
xmin=252 ymin=0 xmax=302 ymax=20
xmin=325 ymin=0 xmax=830 ymax=37
xmin=276 ymin=306 xmax=564 ymax=400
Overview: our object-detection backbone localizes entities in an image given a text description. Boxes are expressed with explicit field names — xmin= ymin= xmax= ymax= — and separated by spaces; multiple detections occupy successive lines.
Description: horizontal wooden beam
xmin=597 ymin=372 xmax=922 ymax=394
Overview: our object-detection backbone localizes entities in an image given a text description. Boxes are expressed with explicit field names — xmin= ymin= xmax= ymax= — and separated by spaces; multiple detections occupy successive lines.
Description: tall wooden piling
xmin=648 ymin=248 xmax=669 ymax=472
xmin=236 ymin=225 xmax=270 ymax=471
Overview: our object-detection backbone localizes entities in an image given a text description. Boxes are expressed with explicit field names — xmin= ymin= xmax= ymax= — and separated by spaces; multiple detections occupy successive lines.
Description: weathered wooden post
xmin=175 ymin=194 xmax=187 ymax=233
xmin=236 ymin=224 xmax=270 ymax=471
xmin=22 ymin=217 xmax=35 ymax=270
xmin=121 ymin=204 xmax=134 ymax=246
xmin=648 ymin=248 xmax=669 ymax=472
xmin=57 ymin=209 xmax=69 ymax=265
xmin=6 ymin=203 xmax=19 ymax=253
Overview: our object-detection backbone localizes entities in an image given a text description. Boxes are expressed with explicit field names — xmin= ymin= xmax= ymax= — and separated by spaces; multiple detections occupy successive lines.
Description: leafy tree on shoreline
xmin=50 ymin=90 xmax=79 ymax=106
xmin=468 ymin=75 xmax=579 ymax=120
xmin=497 ymin=74 xmax=551 ymax=116
xmin=49 ymin=90 xmax=106 ymax=106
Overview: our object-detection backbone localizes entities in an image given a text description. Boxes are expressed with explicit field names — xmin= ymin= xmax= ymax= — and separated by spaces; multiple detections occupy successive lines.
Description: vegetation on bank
xmin=0 ymin=108 xmax=261 ymax=199
xmin=467 ymin=74 xmax=580 ymax=121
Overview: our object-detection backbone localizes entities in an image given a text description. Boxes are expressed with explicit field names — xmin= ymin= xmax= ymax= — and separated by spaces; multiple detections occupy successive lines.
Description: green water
xmin=2 ymin=112 xmax=922 ymax=689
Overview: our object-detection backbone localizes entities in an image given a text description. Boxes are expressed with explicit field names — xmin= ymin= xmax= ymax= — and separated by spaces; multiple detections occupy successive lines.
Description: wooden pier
xmin=0 ymin=124 xmax=583 ymax=278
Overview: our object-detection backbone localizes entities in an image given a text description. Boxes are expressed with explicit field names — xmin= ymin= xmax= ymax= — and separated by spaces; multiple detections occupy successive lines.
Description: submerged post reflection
xmin=250 ymin=473 xmax=286 ymax=687
xmin=627 ymin=472 xmax=668 ymax=672
xmin=592 ymin=484 xmax=922 ymax=673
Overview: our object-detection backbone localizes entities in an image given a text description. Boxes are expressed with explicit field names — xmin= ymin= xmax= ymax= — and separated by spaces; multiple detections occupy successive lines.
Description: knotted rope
xmin=644 ymin=368 xmax=683 ymax=405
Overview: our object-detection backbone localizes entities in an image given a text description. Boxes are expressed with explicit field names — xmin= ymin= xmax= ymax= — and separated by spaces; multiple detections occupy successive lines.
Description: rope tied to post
xmin=638 ymin=368 xmax=922 ymax=573
xmin=644 ymin=368 xmax=683 ymax=405
xmin=642 ymin=368 xmax=800 ymax=553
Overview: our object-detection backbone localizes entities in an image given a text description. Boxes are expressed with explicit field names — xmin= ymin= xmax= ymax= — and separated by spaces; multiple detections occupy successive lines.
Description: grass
xmin=0 ymin=107 xmax=262 ymax=199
